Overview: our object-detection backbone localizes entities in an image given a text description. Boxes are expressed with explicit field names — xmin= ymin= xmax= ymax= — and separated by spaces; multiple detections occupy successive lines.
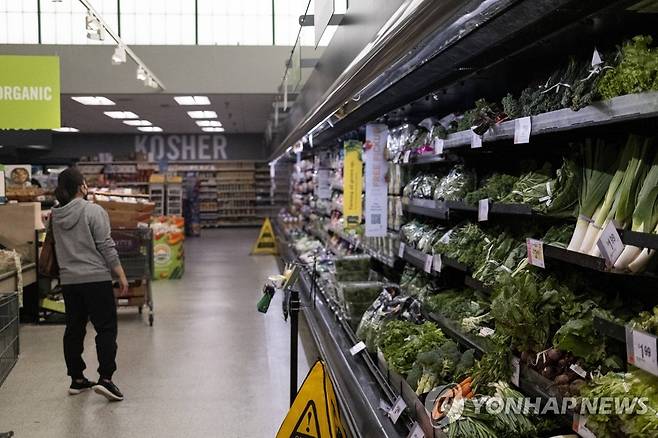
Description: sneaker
xmin=93 ymin=379 xmax=124 ymax=402
xmin=69 ymin=378 xmax=96 ymax=395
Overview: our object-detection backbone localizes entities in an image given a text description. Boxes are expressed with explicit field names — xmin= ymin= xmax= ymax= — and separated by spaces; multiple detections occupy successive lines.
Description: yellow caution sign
xmin=277 ymin=361 xmax=349 ymax=438
xmin=251 ymin=217 xmax=279 ymax=255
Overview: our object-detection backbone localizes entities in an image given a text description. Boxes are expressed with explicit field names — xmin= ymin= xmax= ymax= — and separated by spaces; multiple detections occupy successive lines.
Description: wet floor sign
xmin=251 ymin=218 xmax=278 ymax=255
xmin=277 ymin=361 xmax=349 ymax=438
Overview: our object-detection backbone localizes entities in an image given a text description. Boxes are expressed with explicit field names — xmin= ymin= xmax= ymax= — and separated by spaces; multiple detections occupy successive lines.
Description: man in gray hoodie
xmin=51 ymin=167 xmax=128 ymax=402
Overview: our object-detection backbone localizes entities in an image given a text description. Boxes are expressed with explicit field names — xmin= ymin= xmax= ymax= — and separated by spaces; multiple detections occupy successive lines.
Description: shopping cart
xmin=0 ymin=292 xmax=19 ymax=388
xmin=111 ymin=228 xmax=154 ymax=326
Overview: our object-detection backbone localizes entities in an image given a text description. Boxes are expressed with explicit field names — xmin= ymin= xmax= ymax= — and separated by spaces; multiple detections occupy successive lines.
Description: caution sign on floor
xmin=251 ymin=218 xmax=278 ymax=255
xmin=277 ymin=361 xmax=349 ymax=438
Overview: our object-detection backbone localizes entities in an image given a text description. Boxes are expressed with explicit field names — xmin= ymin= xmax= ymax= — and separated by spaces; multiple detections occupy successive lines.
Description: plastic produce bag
xmin=434 ymin=165 xmax=476 ymax=201
xmin=334 ymin=254 xmax=371 ymax=282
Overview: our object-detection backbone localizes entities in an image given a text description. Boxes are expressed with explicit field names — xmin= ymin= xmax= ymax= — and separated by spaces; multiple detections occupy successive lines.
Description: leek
xmin=614 ymin=142 xmax=658 ymax=270
xmin=567 ymin=139 xmax=618 ymax=251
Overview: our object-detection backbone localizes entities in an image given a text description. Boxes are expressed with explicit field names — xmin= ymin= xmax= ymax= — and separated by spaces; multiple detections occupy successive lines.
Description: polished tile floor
xmin=0 ymin=228 xmax=316 ymax=437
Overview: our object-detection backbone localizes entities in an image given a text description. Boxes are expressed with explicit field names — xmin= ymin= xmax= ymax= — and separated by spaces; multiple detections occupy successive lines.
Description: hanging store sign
xmin=364 ymin=124 xmax=388 ymax=237
xmin=0 ymin=55 xmax=60 ymax=129
xmin=134 ymin=134 xmax=228 ymax=161
xmin=343 ymin=140 xmax=363 ymax=229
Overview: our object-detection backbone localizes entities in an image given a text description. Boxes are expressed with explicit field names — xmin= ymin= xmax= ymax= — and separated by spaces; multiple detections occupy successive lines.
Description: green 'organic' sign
xmin=0 ymin=55 xmax=61 ymax=129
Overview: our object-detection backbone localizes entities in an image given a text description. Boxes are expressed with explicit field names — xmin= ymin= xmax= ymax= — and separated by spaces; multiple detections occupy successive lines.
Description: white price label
xmin=626 ymin=326 xmax=658 ymax=375
xmin=514 ymin=116 xmax=532 ymax=144
xmin=433 ymin=139 xmax=445 ymax=156
xmin=423 ymin=254 xmax=433 ymax=273
xmin=398 ymin=242 xmax=406 ymax=258
xmin=597 ymin=221 xmax=624 ymax=266
xmin=403 ymin=150 xmax=411 ymax=163
xmin=592 ymin=48 xmax=603 ymax=67
xmin=478 ymin=199 xmax=489 ymax=222
xmin=388 ymin=396 xmax=407 ymax=424
xmin=570 ymin=363 xmax=588 ymax=379
xmin=433 ymin=254 xmax=443 ymax=273
xmin=573 ymin=414 xmax=597 ymax=438
xmin=471 ymin=132 xmax=483 ymax=149
xmin=350 ymin=341 xmax=367 ymax=356
xmin=511 ymin=356 xmax=521 ymax=387
xmin=479 ymin=327 xmax=495 ymax=337
xmin=526 ymin=238 xmax=545 ymax=269
xmin=407 ymin=422 xmax=425 ymax=438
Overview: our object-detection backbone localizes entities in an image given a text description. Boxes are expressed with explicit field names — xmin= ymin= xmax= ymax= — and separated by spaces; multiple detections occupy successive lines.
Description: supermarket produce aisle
xmin=0 ymin=228 xmax=315 ymax=437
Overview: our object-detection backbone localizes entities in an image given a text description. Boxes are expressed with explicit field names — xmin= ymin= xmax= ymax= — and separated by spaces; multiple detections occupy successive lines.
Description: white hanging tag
xmin=591 ymin=48 xmax=603 ymax=67
xmin=350 ymin=341 xmax=367 ymax=356
xmin=388 ymin=396 xmax=407 ymax=424
xmin=423 ymin=254 xmax=433 ymax=273
xmin=471 ymin=132 xmax=482 ymax=149
xmin=514 ymin=116 xmax=532 ymax=144
xmin=398 ymin=242 xmax=406 ymax=258
xmin=403 ymin=150 xmax=411 ymax=163
xmin=626 ymin=326 xmax=658 ymax=376
xmin=433 ymin=254 xmax=442 ymax=273
xmin=433 ymin=138 xmax=444 ymax=155
xmin=407 ymin=422 xmax=425 ymax=438
xmin=526 ymin=238 xmax=545 ymax=268
xmin=478 ymin=199 xmax=489 ymax=222
xmin=597 ymin=221 xmax=624 ymax=266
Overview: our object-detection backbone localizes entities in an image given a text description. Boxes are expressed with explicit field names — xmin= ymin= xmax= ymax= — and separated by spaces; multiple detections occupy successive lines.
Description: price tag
xmin=433 ymin=254 xmax=443 ymax=273
xmin=433 ymin=138 xmax=445 ymax=156
xmin=510 ymin=356 xmax=520 ymax=387
xmin=597 ymin=221 xmax=624 ymax=266
xmin=479 ymin=327 xmax=495 ymax=337
xmin=407 ymin=422 xmax=425 ymax=438
xmin=350 ymin=341 xmax=367 ymax=356
xmin=592 ymin=48 xmax=603 ymax=67
xmin=398 ymin=242 xmax=406 ymax=258
xmin=388 ymin=396 xmax=407 ymax=424
xmin=570 ymin=363 xmax=588 ymax=379
xmin=526 ymin=238 xmax=545 ymax=268
xmin=403 ymin=150 xmax=411 ymax=163
xmin=478 ymin=199 xmax=489 ymax=222
xmin=471 ymin=132 xmax=483 ymax=149
xmin=423 ymin=254 xmax=433 ymax=273
xmin=514 ymin=116 xmax=532 ymax=144
xmin=626 ymin=326 xmax=658 ymax=375
xmin=573 ymin=414 xmax=597 ymax=438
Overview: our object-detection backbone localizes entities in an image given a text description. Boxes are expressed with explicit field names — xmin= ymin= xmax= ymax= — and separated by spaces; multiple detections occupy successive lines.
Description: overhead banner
xmin=276 ymin=361 xmax=349 ymax=438
xmin=343 ymin=140 xmax=363 ymax=229
xmin=364 ymin=124 xmax=389 ymax=237
xmin=0 ymin=55 xmax=61 ymax=129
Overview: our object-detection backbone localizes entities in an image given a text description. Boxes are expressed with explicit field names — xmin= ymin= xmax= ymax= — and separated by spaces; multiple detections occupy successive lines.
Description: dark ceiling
xmin=60 ymin=93 xmax=276 ymax=134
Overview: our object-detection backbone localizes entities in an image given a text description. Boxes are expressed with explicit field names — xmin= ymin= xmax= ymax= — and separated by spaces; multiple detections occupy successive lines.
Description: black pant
xmin=63 ymin=281 xmax=118 ymax=380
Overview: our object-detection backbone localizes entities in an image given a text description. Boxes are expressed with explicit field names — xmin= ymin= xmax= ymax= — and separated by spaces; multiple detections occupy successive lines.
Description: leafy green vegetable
xmin=465 ymin=174 xmax=519 ymax=205
xmin=598 ymin=35 xmax=658 ymax=100
xmin=377 ymin=320 xmax=446 ymax=375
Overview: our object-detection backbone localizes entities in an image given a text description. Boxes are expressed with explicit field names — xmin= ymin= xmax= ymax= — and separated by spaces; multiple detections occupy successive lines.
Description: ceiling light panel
xmin=71 ymin=96 xmax=115 ymax=106
xmin=187 ymin=111 xmax=217 ymax=119
xmin=138 ymin=126 xmax=163 ymax=132
xmin=175 ymin=96 xmax=211 ymax=105
xmin=52 ymin=127 xmax=80 ymax=132
xmin=196 ymin=120 xmax=222 ymax=127
xmin=104 ymin=111 xmax=139 ymax=119
xmin=202 ymin=127 xmax=225 ymax=132
xmin=123 ymin=120 xmax=152 ymax=126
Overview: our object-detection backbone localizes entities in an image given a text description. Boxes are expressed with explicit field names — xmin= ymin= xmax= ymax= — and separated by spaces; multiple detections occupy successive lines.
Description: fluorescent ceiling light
xmin=187 ymin=111 xmax=217 ymax=119
xmin=104 ymin=111 xmax=139 ymax=119
xmin=71 ymin=96 xmax=115 ymax=105
xmin=52 ymin=127 xmax=79 ymax=132
xmin=196 ymin=120 xmax=222 ymax=127
xmin=138 ymin=126 xmax=163 ymax=132
xmin=202 ymin=127 xmax=225 ymax=132
xmin=175 ymin=96 xmax=211 ymax=105
xmin=123 ymin=120 xmax=152 ymax=126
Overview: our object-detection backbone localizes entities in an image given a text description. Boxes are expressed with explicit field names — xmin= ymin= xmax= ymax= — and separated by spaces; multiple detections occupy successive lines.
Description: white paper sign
xmin=592 ymin=48 xmax=603 ymax=67
xmin=423 ymin=254 xmax=433 ymax=273
xmin=365 ymin=124 xmax=389 ymax=237
xmin=597 ymin=221 xmax=624 ymax=266
xmin=570 ymin=363 xmax=588 ymax=379
xmin=514 ymin=117 xmax=532 ymax=144
xmin=573 ymin=414 xmax=597 ymax=438
xmin=388 ymin=396 xmax=407 ymax=424
xmin=407 ymin=422 xmax=425 ymax=438
xmin=433 ymin=138 xmax=444 ymax=155
xmin=626 ymin=326 xmax=658 ymax=376
xmin=478 ymin=199 xmax=489 ymax=222
xmin=471 ymin=132 xmax=483 ymax=149
xmin=350 ymin=341 xmax=367 ymax=356
xmin=433 ymin=254 xmax=443 ymax=273
xmin=526 ymin=238 xmax=545 ymax=268
xmin=510 ymin=357 xmax=521 ymax=386
xmin=398 ymin=242 xmax=406 ymax=258
xmin=479 ymin=327 xmax=495 ymax=337
xmin=403 ymin=150 xmax=411 ymax=163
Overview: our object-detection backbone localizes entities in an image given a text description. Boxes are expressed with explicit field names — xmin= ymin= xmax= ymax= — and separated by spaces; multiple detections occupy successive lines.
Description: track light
xmin=136 ymin=66 xmax=147 ymax=81
xmin=85 ymin=13 xmax=104 ymax=41
xmin=111 ymin=45 xmax=126 ymax=65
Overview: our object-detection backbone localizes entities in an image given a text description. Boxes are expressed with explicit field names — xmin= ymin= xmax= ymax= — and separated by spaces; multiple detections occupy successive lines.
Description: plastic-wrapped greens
xmin=403 ymin=174 xmax=442 ymax=200
xmin=387 ymin=124 xmax=414 ymax=159
xmin=334 ymin=254 xmax=372 ymax=282
xmin=434 ymin=165 xmax=476 ymax=201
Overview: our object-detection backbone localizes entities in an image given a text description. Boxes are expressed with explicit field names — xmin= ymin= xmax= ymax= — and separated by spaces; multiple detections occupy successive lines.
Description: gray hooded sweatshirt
xmin=51 ymin=198 xmax=120 ymax=285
